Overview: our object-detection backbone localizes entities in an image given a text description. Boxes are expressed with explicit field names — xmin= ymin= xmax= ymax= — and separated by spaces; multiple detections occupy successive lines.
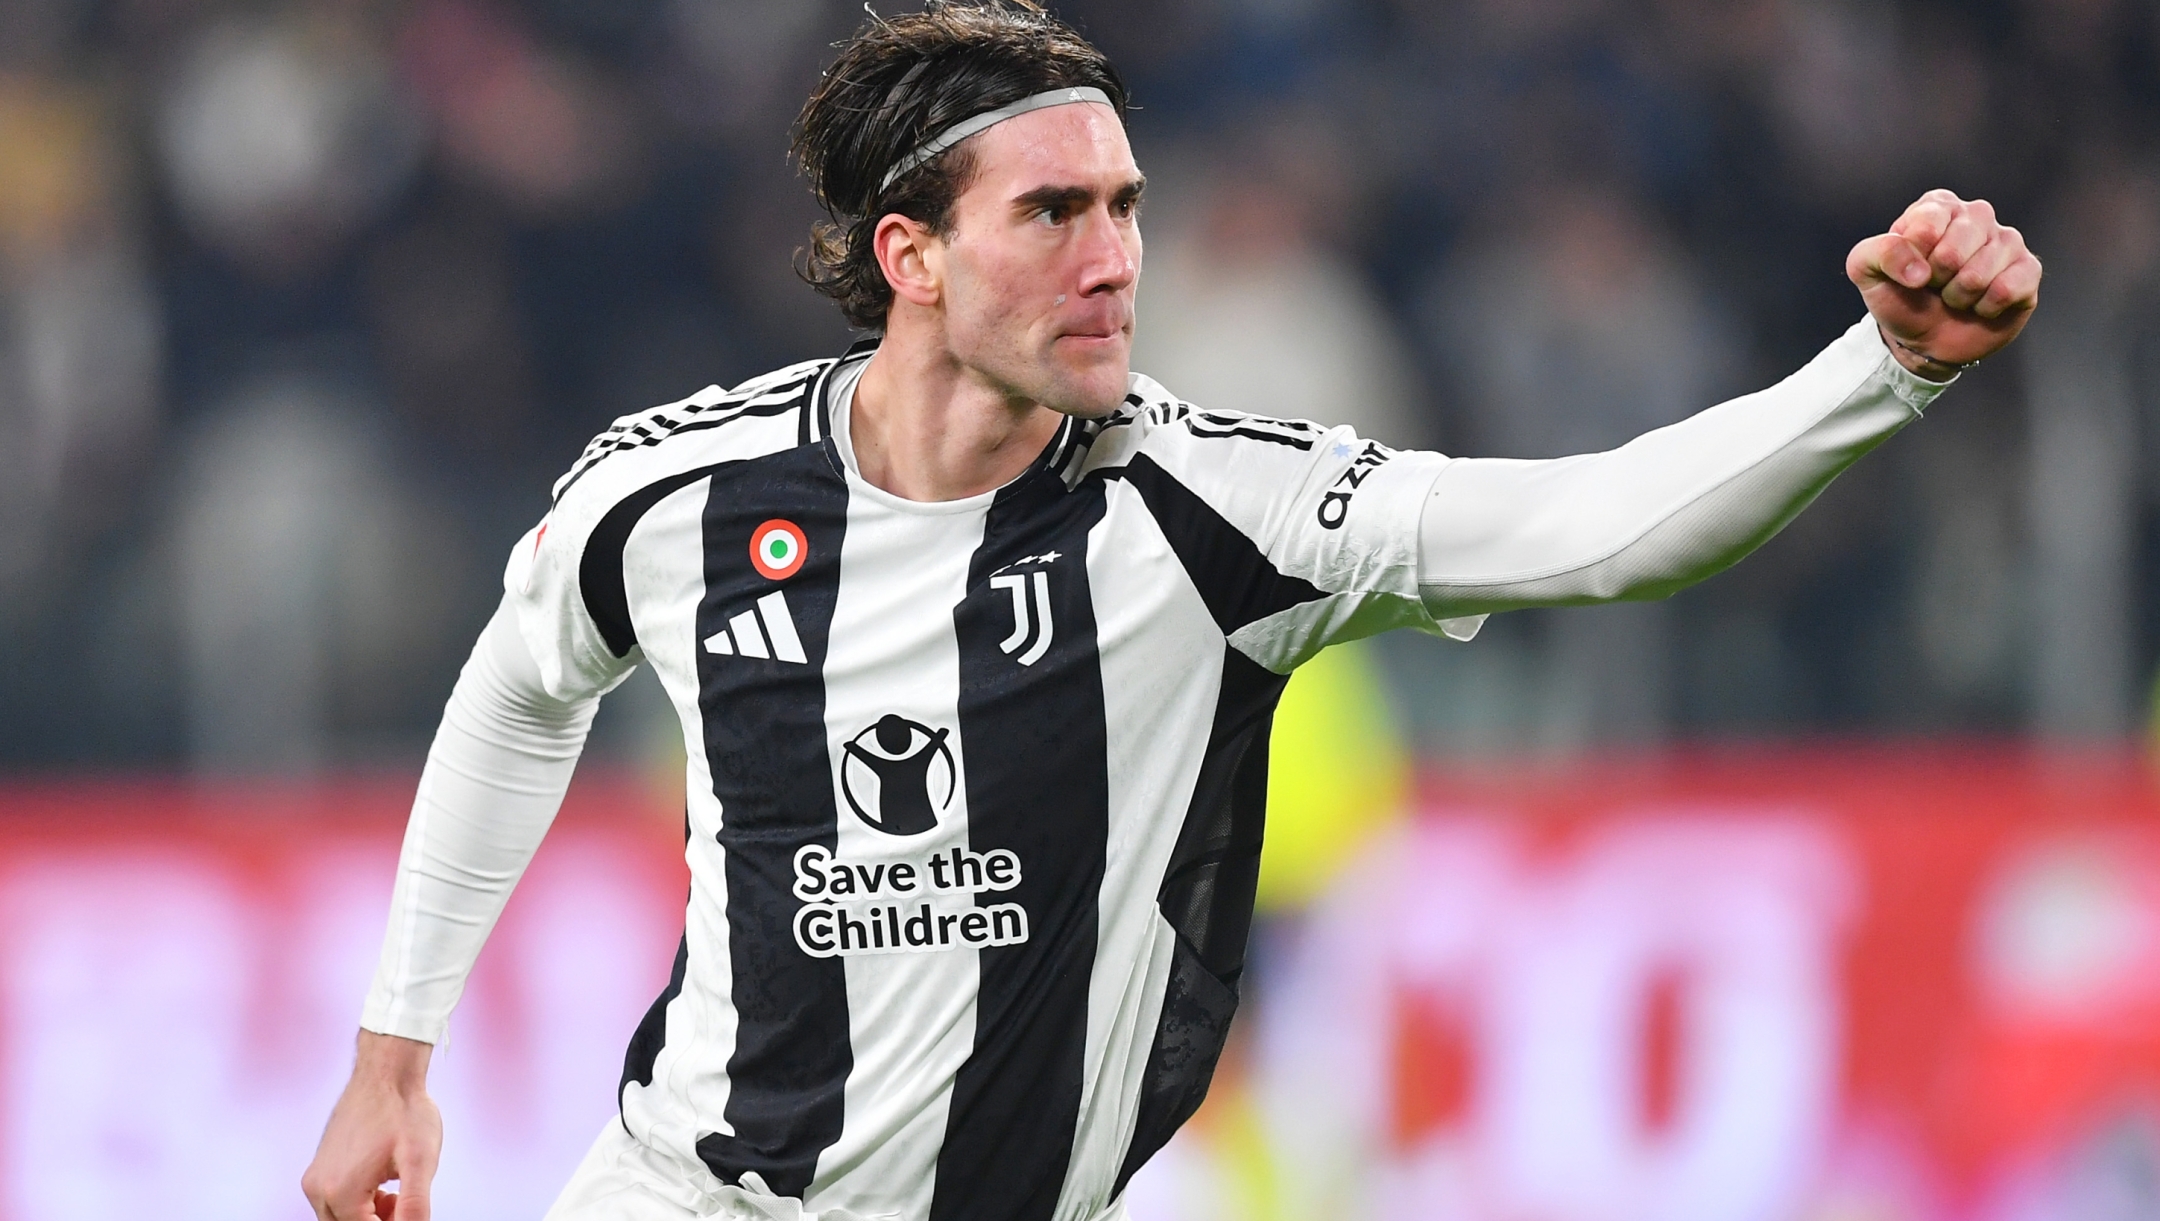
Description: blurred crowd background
xmin=1 ymin=0 xmax=2157 ymax=771
xmin=5 ymin=5 xmax=2160 ymax=1218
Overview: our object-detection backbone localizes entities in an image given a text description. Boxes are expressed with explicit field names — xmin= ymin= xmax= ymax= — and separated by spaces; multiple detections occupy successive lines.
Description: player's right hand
xmin=302 ymin=1032 xmax=442 ymax=1221
xmin=1846 ymin=188 xmax=2040 ymax=375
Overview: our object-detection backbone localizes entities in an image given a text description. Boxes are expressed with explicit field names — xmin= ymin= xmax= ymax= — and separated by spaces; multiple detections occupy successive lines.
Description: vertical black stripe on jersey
xmin=620 ymin=933 xmax=689 ymax=1103
xmin=1112 ymin=650 xmax=1286 ymax=1197
xmin=691 ymin=446 xmax=851 ymax=1197
xmin=932 ymin=469 xmax=1111 ymax=1221
xmin=621 ymin=815 xmax=696 ymax=1108
xmin=1096 ymin=456 xmax=1314 ymax=1197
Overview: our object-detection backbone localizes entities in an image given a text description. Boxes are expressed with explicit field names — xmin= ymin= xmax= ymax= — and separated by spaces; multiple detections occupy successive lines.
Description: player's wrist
xmin=352 ymin=1029 xmax=435 ymax=1093
xmin=1879 ymin=325 xmax=1971 ymax=383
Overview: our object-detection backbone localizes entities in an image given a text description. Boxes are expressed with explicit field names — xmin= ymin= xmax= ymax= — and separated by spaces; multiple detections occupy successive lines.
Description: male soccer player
xmin=303 ymin=3 xmax=2041 ymax=1218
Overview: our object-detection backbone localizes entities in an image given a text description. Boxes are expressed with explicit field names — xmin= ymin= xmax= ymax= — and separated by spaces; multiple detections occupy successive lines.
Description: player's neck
xmin=849 ymin=328 xmax=1063 ymax=503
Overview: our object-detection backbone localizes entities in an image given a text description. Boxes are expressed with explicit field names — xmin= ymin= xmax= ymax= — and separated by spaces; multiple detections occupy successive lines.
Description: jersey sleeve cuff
xmin=359 ymin=1001 xmax=447 ymax=1047
xmin=1861 ymin=317 xmax=1958 ymax=414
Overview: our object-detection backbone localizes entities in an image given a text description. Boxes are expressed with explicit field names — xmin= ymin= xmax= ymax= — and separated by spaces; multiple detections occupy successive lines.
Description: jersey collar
xmin=804 ymin=333 xmax=883 ymax=449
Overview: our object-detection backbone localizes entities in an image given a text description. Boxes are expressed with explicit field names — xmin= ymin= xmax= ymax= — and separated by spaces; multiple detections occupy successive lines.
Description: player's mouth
xmin=1054 ymin=319 xmax=1130 ymax=346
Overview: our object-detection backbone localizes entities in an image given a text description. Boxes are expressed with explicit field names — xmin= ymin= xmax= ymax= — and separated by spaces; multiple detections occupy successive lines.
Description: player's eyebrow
xmin=1012 ymin=176 xmax=1147 ymax=216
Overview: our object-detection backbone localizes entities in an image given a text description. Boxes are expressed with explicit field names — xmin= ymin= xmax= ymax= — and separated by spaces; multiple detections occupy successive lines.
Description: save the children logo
xmin=790 ymin=843 xmax=1030 ymax=959
xmin=805 ymin=718 xmax=1030 ymax=959
xmin=840 ymin=714 xmax=955 ymax=836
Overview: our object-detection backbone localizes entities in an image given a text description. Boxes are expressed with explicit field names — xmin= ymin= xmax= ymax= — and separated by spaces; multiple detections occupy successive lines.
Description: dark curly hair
xmin=792 ymin=1 xmax=1130 ymax=331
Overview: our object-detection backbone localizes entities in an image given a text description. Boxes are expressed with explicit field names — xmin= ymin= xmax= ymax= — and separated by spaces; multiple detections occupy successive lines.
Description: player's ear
xmin=873 ymin=213 xmax=943 ymax=309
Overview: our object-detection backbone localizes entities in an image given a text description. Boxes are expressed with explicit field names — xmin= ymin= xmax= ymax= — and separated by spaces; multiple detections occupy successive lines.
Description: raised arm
xmin=303 ymin=598 xmax=601 ymax=1221
xmin=1418 ymin=189 xmax=2040 ymax=619
xmin=1416 ymin=316 xmax=1934 ymax=614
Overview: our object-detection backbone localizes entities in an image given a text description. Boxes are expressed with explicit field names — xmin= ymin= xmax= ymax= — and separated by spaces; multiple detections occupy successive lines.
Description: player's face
xmin=936 ymin=103 xmax=1143 ymax=418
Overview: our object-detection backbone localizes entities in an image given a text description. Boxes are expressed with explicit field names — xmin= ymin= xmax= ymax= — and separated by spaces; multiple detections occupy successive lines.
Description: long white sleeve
xmin=1417 ymin=316 xmax=1950 ymax=620
xmin=360 ymin=596 xmax=602 ymax=1044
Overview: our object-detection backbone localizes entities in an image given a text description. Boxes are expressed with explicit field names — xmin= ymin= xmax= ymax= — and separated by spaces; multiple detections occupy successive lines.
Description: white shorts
xmin=545 ymin=1120 xmax=1130 ymax=1221
xmin=544 ymin=1120 xmax=719 ymax=1220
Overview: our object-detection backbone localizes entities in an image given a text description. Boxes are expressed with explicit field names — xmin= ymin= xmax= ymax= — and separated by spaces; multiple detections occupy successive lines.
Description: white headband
xmin=877 ymin=86 xmax=1114 ymax=194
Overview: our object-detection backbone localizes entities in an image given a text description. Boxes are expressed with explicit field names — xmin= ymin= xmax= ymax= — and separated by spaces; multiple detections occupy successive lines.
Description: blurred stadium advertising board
xmin=0 ymin=778 xmax=685 ymax=1219
xmin=2 ymin=755 xmax=2158 ymax=1220
xmin=1153 ymin=752 xmax=2160 ymax=1221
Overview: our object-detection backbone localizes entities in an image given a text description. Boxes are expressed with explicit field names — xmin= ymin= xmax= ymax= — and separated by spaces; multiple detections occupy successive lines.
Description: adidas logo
xmin=704 ymin=590 xmax=807 ymax=664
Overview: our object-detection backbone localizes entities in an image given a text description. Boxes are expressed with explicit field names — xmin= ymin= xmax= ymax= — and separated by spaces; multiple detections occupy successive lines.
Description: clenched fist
xmin=1848 ymin=188 xmax=2042 ymax=381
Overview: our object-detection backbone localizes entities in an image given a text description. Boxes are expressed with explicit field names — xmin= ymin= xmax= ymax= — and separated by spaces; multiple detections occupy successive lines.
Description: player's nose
xmin=1076 ymin=208 xmax=1137 ymax=299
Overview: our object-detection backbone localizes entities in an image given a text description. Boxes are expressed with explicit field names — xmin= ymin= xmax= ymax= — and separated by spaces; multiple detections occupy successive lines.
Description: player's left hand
xmin=1847 ymin=189 xmax=2042 ymax=379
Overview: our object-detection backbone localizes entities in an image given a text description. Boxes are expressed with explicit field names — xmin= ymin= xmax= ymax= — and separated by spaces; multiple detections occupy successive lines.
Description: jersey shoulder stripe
xmin=550 ymin=358 xmax=831 ymax=505
xmin=579 ymin=458 xmax=739 ymax=658
xmin=1113 ymin=372 xmax=1334 ymax=445
xmin=551 ymin=353 xmax=857 ymax=661
xmin=1115 ymin=375 xmax=1189 ymax=429
xmin=1185 ymin=413 xmax=1320 ymax=449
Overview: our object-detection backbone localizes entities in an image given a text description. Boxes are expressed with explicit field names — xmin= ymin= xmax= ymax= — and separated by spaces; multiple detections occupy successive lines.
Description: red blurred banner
xmin=4 ymin=753 xmax=2159 ymax=1221
xmin=0 ymin=774 xmax=686 ymax=1220
xmin=1233 ymin=748 xmax=2160 ymax=1221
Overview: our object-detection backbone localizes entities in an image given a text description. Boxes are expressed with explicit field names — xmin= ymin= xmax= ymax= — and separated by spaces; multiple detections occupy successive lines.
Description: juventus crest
xmin=989 ymin=551 xmax=1061 ymax=666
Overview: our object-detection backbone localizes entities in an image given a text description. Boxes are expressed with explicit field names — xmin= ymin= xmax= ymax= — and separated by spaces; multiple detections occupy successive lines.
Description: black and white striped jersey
xmin=360 ymin=316 xmax=1943 ymax=1217
xmin=505 ymin=337 xmax=1453 ymax=1220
